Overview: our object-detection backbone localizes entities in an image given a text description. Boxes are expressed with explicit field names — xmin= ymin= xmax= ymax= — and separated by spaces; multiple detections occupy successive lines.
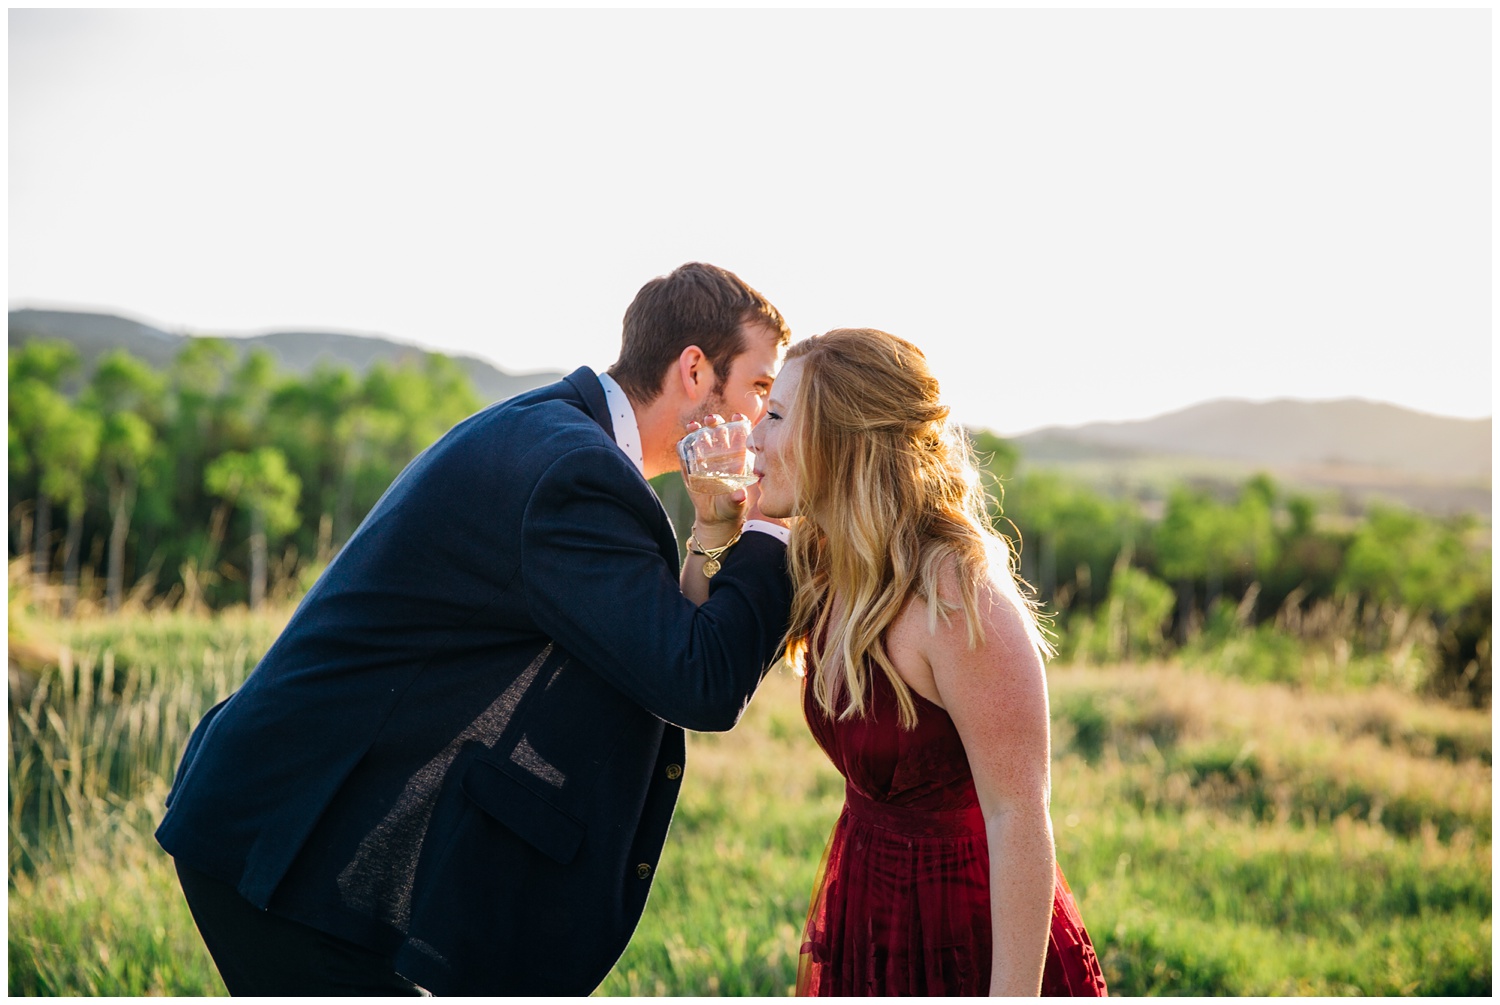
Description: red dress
xmin=797 ymin=664 xmax=1108 ymax=997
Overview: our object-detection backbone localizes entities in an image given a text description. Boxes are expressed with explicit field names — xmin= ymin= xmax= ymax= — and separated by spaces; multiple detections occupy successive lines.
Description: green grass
xmin=606 ymin=666 xmax=1492 ymax=996
xmin=7 ymin=605 xmax=1492 ymax=995
xmin=9 ymin=799 xmax=227 ymax=996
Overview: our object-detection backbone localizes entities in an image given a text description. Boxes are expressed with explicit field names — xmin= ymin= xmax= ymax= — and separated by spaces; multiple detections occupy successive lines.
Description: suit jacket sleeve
xmin=520 ymin=443 xmax=791 ymax=732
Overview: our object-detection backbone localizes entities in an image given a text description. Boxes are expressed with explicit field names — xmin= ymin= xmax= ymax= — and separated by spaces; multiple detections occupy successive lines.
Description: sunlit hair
xmin=780 ymin=328 xmax=1054 ymax=729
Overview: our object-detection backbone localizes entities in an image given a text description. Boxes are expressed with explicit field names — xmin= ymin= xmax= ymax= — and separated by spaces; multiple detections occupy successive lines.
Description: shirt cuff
xmin=743 ymin=520 xmax=791 ymax=545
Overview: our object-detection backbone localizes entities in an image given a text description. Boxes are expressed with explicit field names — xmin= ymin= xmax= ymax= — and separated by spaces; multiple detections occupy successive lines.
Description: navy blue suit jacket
xmin=155 ymin=367 xmax=792 ymax=994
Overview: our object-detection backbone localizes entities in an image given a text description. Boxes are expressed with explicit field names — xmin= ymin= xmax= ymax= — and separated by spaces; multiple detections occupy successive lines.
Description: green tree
xmin=89 ymin=348 xmax=165 ymax=421
xmin=9 ymin=379 xmax=67 ymax=580
xmin=204 ymin=447 xmax=302 ymax=610
xmin=333 ymin=356 xmax=481 ymax=546
xmin=38 ymin=403 xmax=102 ymax=614
xmin=219 ymin=349 xmax=281 ymax=448
xmin=1073 ymin=555 xmax=1177 ymax=664
xmin=266 ymin=366 xmax=360 ymax=560
xmin=86 ymin=350 xmax=165 ymax=611
xmin=332 ymin=401 xmax=405 ymax=544
xmin=1258 ymin=490 xmax=1346 ymax=617
xmin=1154 ymin=481 xmax=1278 ymax=638
xmin=1229 ymin=475 xmax=1279 ymax=590
xmin=97 ymin=412 xmax=157 ymax=611
xmin=9 ymin=338 xmax=500 ymax=612
xmin=1339 ymin=505 xmax=1486 ymax=618
xmin=8 ymin=341 xmax=84 ymax=590
xmin=1003 ymin=472 xmax=1140 ymax=613
xmin=1337 ymin=504 xmax=1491 ymax=700
xmin=9 ymin=338 xmax=80 ymax=385
xmin=158 ymin=339 xmax=239 ymax=600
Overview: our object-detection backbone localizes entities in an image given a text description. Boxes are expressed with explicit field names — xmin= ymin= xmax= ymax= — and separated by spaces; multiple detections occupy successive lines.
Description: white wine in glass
xmin=684 ymin=471 xmax=758 ymax=495
xmin=677 ymin=418 xmax=755 ymax=496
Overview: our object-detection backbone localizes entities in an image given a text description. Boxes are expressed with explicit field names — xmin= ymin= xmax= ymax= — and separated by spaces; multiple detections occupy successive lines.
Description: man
xmin=157 ymin=263 xmax=794 ymax=995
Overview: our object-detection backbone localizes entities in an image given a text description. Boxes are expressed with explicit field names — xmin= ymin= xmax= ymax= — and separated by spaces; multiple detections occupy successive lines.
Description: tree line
xmin=9 ymin=340 xmax=1491 ymax=704
xmin=968 ymin=432 xmax=1490 ymax=705
xmin=9 ymin=338 xmax=479 ymax=614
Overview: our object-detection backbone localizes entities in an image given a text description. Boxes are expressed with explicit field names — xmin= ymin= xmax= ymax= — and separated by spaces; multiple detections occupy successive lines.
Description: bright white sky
xmin=8 ymin=8 xmax=1491 ymax=435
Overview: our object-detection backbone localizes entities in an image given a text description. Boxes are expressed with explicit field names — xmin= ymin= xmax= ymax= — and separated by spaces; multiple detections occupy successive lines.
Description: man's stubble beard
xmin=682 ymin=383 xmax=732 ymax=428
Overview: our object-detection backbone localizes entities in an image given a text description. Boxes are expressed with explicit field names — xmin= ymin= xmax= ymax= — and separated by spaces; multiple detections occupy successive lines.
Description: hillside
xmin=1012 ymin=399 xmax=1491 ymax=516
xmin=1016 ymin=398 xmax=1490 ymax=480
xmin=8 ymin=308 xmax=562 ymax=405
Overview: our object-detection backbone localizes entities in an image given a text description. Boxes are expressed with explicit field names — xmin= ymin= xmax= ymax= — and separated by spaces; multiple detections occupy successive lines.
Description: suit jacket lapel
xmin=561 ymin=367 xmax=676 ymax=562
xmin=563 ymin=367 xmax=614 ymax=442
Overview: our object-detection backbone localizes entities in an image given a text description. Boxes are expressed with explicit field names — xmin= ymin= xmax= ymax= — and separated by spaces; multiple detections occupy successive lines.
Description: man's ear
xmin=675 ymin=345 xmax=716 ymax=403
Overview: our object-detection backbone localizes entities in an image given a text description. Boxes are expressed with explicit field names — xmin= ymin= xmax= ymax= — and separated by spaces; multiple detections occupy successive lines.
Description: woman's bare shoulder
xmin=910 ymin=555 xmax=1034 ymax=650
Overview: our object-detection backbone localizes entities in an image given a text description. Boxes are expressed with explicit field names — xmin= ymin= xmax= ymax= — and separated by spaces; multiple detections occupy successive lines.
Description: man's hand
xmin=680 ymin=413 xmax=748 ymax=548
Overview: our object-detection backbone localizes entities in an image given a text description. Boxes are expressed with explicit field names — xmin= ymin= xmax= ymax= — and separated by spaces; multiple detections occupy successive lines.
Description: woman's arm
xmin=679 ymin=475 xmax=789 ymax=605
xmin=677 ymin=416 xmax=750 ymax=605
xmin=914 ymin=573 xmax=1056 ymax=996
xmin=679 ymin=532 xmax=731 ymax=603
xmin=679 ymin=492 xmax=749 ymax=604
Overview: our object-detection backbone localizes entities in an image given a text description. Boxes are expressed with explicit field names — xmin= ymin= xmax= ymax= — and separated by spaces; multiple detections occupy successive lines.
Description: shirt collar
xmin=597 ymin=371 xmax=645 ymax=478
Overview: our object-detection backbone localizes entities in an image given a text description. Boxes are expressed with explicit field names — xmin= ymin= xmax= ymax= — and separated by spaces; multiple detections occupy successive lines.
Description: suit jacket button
xmin=636 ymin=863 xmax=653 ymax=880
xmin=665 ymin=763 xmax=683 ymax=780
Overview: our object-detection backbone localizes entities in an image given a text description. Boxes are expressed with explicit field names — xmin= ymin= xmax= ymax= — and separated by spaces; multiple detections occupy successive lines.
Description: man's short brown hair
xmin=608 ymin=263 xmax=791 ymax=404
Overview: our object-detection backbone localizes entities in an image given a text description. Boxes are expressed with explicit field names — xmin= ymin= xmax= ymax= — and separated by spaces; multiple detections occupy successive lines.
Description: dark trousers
xmin=175 ymin=860 xmax=428 ymax=996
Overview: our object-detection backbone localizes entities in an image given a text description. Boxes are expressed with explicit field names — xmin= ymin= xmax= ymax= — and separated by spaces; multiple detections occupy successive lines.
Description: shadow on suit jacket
xmin=155 ymin=367 xmax=793 ymax=995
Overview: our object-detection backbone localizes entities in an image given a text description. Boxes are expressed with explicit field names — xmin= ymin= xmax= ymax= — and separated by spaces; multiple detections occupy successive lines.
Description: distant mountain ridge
xmin=11 ymin=308 xmax=1492 ymax=508
xmin=1014 ymin=399 xmax=1491 ymax=484
xmin=8 ymin=308 xmax=564 ymax=405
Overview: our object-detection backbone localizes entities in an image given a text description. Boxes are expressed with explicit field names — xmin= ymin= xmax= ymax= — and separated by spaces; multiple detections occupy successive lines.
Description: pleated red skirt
xmin=798 ymin=669 xmax=1107 ymax=997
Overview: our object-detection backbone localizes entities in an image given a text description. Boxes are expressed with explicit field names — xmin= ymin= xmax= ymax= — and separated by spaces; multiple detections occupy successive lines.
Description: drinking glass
xmin=677 ymin=417 xmax=756 ymax=495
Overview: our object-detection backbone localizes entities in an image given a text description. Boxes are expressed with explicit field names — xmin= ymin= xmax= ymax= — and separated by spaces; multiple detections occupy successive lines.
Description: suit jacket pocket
xmin=461 ymin=755 xmax=585 ymax=865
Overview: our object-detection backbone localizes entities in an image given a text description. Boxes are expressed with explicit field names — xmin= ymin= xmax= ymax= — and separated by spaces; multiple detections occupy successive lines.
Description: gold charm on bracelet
xmin=687 ymin=529 xmax=743 ymax=579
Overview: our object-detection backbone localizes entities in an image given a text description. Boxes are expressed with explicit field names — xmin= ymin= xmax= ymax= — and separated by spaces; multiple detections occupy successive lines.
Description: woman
xmin=747 ymin=329 xmax=1108 ymax=997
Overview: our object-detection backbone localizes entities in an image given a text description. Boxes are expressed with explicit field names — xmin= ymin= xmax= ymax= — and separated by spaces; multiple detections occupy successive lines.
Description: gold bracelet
xmin=687 ymin=529 xmax=743 ymax=578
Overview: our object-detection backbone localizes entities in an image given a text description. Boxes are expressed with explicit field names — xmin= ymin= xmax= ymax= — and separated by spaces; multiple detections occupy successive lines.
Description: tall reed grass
xmin=7 ymin=598 xmax=281 ymax=995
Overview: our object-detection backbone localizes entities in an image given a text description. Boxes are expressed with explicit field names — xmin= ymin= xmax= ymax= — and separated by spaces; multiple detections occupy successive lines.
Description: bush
xmin=1064 ymin=563 xmax=1176 ymax=665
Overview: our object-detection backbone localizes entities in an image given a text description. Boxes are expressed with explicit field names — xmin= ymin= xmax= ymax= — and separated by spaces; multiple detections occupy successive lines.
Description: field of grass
xmin=8 ymin=602 xmax=1492 ymax=996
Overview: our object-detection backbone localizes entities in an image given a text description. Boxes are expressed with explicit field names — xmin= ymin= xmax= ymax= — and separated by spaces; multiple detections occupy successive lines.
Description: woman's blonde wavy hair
xmin=780 ymin=328 xmax=1053 ymax=729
